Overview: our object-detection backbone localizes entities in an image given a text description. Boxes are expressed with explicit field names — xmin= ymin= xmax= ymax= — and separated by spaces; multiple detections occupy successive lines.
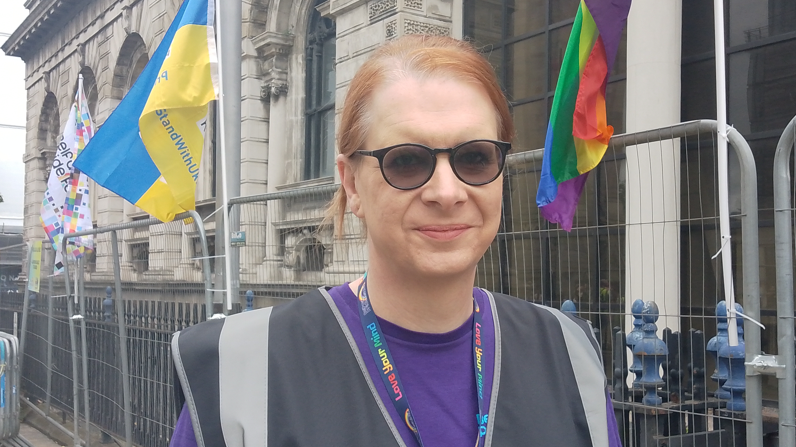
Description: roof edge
xmin=2 ymin=0 xmax=86 ymax=61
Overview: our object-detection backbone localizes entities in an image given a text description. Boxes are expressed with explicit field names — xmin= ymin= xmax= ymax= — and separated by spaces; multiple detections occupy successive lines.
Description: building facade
xmin=3 ymin=0 xmax=796 ymax=370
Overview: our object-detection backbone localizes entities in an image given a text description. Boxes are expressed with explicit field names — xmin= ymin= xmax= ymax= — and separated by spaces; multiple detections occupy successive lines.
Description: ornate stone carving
xmin=255 ymin=32 xmax=293 ymax=102
xmin=405 ymin=19 xmax=450 ymax=36
xmin=42 ymin=71 xmax=51 ymax=93
xmin=385 ymin=20 xmax=398 ymax=40
xmin=369 ymin=0 xmax=397 ymax=21
xmin=77 ymin=43 xmax=85 ymax=66
xmin=404 ymin=0 xmax=423 ymax=11
xmin=122 ymin=6 xmax=132 ymax=35
xmin=282 ymin=229 xmax=327 ymax=272
xmin=261 ymin=81 xmax=289 ymax=101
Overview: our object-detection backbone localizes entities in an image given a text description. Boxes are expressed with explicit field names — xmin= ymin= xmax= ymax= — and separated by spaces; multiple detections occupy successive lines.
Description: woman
xmin=170 ymin=35 xmax=621 ymax=447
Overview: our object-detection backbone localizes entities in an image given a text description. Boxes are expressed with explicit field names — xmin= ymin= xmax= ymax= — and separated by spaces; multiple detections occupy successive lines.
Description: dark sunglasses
xmin=355 ymin=139 xmax=511 ymax=190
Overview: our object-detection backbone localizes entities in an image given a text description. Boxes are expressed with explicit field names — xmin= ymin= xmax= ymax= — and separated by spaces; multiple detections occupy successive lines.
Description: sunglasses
xmin=355 ymin=139 xmax=511 ymax=190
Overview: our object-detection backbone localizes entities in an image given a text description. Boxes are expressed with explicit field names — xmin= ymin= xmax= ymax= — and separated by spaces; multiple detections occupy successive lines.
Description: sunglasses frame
xmin=355 ymin=139 xmax=512 ymax=190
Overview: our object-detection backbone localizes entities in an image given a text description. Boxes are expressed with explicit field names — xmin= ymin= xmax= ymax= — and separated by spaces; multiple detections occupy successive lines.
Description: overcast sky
xmin=0 ymin=2 xmax=29 ymax=228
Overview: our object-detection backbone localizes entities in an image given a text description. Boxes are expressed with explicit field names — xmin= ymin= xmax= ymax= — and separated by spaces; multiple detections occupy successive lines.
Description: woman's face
xmin=339 ymin=75 xmax=504 ymax=280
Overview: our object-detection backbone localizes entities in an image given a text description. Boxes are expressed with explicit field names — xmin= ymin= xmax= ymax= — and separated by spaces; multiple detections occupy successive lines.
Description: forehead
xmin=364 ymin=76 xmax=499 ymax=148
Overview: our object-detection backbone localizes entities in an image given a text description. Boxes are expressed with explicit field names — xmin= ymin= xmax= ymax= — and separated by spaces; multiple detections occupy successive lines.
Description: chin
xmin=408 ymin=249 xmax=481 ymax=279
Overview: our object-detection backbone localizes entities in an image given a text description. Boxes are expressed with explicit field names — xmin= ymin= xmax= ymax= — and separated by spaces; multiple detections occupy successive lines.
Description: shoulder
xmin=484 ymin=290 xmax=601 ymax=358
xmin=172 ymin=288 xmax=332 ymax=354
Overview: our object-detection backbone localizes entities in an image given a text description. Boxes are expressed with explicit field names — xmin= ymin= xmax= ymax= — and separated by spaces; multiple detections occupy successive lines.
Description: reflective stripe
xmin=534 ymin=304 xmax=609 ymax=447
xmin=218 ymin=307 xmax=273 ymax=447
xmin=320 ymin=288 xmax=408 ymax=447
xmin=172 ymin=331 xmax=208 ymax=447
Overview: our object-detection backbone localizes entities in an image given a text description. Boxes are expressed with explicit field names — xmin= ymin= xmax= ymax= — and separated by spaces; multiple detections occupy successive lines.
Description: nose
xmin=420 ymin=154 xmax=468 ymax=209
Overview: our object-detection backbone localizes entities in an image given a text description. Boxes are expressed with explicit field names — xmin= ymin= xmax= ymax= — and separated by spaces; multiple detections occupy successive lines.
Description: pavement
xmin=17 ymin=424 xmax=64 ymax=447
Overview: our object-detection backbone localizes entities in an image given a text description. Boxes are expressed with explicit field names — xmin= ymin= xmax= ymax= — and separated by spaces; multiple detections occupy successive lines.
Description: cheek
xmin=480 ymin=184 xmax=504 ymax=230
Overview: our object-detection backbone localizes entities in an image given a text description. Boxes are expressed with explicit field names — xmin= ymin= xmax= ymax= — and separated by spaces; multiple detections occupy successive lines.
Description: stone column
xmin=624 ymin=0 xmax=682 ymax=333
xmin=256 ymin=33 xmax=293 ymax=283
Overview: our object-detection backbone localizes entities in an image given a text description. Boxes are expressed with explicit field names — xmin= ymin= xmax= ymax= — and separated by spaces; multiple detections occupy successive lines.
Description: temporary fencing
xmin=480 ymin=119 xmax=767 ymax=447
xmin=771 ymin=115 xmax=796 ymax=447
xmin=1 ymin=210 xmax=214 ymax=447
xmin=228 ymin=184 xmax=364 ymax=307
xmin=4 ymin=118 xmax=794 ymax=446
xmin=0 ymin=331 xmax=21 ymax=443
xmin=222 ymin=120 xmax=776 ymax=446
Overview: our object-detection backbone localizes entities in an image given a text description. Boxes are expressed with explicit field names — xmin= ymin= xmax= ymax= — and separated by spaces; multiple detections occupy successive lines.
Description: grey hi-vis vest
xmin=172 ymin=288 xmax=609 ymax=447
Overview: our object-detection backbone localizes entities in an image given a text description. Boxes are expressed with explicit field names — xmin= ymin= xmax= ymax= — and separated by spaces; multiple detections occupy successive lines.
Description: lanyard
xmin=357 ymin=274 xmax=488 ymax=447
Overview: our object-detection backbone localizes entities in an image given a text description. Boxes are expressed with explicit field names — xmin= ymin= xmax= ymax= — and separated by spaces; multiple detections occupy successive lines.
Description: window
xmin=681 ymin=0 xmax=796 ymax=400
xmin=304 ymin=6 xmax=336 ymax=180
xmin=130 ymin=242 xmax=149 ymax=273
xmin=465 ymin=0 xmax=626 ymax=151
xmin=191 ymin=234 xmax=215 ymax=274
xmin=465 ymin=0 xmax=628 ymax=368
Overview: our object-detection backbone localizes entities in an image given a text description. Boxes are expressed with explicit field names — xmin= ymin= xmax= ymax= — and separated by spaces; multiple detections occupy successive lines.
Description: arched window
xmin=113 ymin=33 xmax=149 ymax=100
xmin=37 ymin=93 xmax=60 ymax=179
xmin=304 ymin=6 xmax=336 ymax=180
xmin=77 ymin=67 xmax=98 ymax=116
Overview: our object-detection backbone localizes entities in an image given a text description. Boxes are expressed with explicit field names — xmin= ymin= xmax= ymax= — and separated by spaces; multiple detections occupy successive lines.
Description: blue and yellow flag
xmin=74 ymin=0 xmax=217 ymax=222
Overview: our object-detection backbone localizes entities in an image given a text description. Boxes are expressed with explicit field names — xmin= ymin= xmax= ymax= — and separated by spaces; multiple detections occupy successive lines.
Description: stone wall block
xmin=385 ymin=12 xmax=451 ymax=40
xmin=330 ymin=0 xmax=369 ymax=19
xmin=335 ymin=49 xmax=370 ymax=85
xmin=334 ymin=3 xmax=369 ymax=36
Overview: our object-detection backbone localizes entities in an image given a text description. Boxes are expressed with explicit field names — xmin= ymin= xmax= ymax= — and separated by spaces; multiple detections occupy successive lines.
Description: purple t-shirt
xmin=170 ymin=285 xmax=622 ymax=446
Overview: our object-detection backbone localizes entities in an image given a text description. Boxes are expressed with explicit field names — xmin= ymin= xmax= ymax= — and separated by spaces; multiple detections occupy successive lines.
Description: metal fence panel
xmin=3 ymin=119 xmax=782 ymax=446
xmin=475 ymin=120 xmax=763 ymax=447
xmin=223 ymin=121 xmax=766 ymax=446
xmin=0 ymin=209 xmax=213 ymax=447
xmin=0 ymin=332 xmax=21 ymax=440
xmin=772 ymin=115 xmax=796 ymax=447
xmin=229 ymin=184 xmax=366 ymax=307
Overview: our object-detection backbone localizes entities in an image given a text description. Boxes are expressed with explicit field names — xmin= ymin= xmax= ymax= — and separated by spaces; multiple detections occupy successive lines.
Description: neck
xmin=350 ymin=257 xmax=476 ymax=334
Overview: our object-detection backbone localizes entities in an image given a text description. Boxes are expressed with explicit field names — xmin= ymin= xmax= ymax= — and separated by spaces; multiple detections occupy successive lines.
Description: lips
xmin=415 ymin=224 xmax=472 ymax=241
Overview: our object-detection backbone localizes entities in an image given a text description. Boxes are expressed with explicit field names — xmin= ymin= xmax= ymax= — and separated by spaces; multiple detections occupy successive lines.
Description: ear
xmin=338 ymin=154 xmax=364 ymax=218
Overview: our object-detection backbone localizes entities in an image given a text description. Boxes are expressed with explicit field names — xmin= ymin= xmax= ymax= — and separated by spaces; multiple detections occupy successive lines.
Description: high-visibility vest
xmin=172 ymin=288 xmax=610 ymax=447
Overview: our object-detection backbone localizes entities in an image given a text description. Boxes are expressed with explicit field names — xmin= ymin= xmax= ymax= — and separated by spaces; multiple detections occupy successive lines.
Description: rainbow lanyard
xmin=356 ymin=274 xmax=488 ymax=447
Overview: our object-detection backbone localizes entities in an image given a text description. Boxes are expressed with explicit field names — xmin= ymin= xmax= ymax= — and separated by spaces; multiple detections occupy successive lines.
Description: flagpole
xmin=713 ymin=0 xmax=738 ymax=346
xmin=214 ymin=0 xmax=242 ymax=312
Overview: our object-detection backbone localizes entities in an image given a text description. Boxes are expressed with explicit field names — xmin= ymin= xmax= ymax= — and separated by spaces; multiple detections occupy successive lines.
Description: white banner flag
xmin=40 ymin=103 xmax=78 ymax=273
xmin=60 ymin=76 xmax=95 ymax=267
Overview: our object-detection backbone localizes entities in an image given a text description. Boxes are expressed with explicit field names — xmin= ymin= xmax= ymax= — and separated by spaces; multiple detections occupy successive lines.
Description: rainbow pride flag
xmin=536 ymin=0 xmax=631 ymax=231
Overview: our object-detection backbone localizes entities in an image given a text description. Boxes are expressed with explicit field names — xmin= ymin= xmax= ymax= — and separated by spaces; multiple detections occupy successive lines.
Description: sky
xmin=0 ymin=1 xmax=28 ymax=230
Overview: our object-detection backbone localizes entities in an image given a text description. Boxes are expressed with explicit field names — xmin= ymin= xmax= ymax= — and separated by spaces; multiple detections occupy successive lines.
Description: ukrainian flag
xmin=74 ymin=0 xmax=217 ymax=222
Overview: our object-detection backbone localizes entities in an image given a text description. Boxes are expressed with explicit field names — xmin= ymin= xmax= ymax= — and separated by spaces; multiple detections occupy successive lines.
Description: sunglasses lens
xmin=382 ymin=145 xmax=434 ymax=189
xmin=453 ymin=141 xmax=503 ymax=185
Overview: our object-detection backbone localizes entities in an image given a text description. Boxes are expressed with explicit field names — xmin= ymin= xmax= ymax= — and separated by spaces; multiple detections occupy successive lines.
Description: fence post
xmin=725 ymin=125 xmax=763 ymax=447
xmin=103 ymin=287 xmax=113 ymax=322
xmin=61 ymin=245 xmax=83 ymax=447
xmin=101 ymin=287 xmax=113 ymax=445
xmin=626 ymin=299 xmax=644 ymax=389
xmin=707 ymin=300 xmax=730 ymax=399
xmin=110 ymin=230 xmax=133 ymax=447
xmin=187 ymin=210 xmax=213 ymax=321
xmin=245 ymin=290 xmax=254 ymax=312
xmin=771 ymin=115 xmax=796 ymax=447
xmin=720 ymin=303 xmax=746 ymax=411
xmin=77 ymin=256 xmax=90 ymax=447
xmin=561 ymin=299 xmax=576 ymax=314
xmin=18 ymin=241 xmax=35 ymax=378
xmin=45 ymin=250 xmax=54 ymax=415
xmin=633 ymin=301 xmax=667 ymax=405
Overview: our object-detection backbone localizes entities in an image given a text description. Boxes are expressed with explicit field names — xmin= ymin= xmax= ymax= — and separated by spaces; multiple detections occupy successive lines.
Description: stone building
xmin=0 ymin=0 xmax=461 ymax=302
xmin=3 ymin=0 xmax=796 ymax=357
